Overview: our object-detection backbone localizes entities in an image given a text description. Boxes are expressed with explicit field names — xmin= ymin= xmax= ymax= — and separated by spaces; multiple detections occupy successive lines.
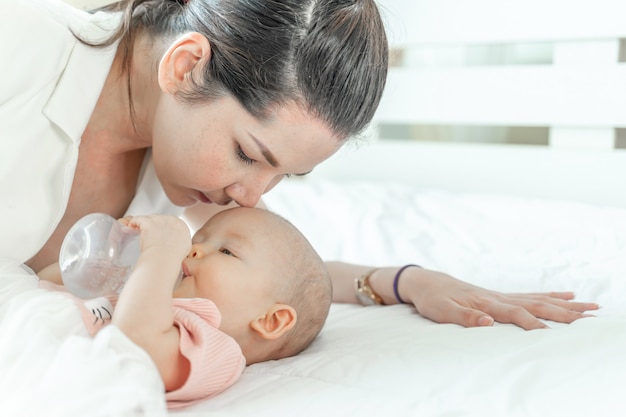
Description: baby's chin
xmin=172 ymin=275 xmax=194 ymax=298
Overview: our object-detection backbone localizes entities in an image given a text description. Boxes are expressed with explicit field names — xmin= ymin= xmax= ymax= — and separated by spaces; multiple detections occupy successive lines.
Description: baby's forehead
xmin=193 ymin=209 xmax=296 ymax=242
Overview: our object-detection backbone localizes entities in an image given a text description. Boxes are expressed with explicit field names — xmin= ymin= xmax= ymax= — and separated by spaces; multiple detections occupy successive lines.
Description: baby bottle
xmin=59 ymin=213 xmax=141 ymax=299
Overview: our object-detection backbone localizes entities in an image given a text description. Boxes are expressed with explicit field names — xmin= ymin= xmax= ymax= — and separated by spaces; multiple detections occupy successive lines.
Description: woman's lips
xmin=197 ymin=192 xmax=212 ymax=204
xmin=197 ymin=190 xmax=233 ymax=206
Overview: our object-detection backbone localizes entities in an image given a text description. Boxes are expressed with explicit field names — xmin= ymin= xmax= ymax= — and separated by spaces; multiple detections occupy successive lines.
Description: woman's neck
xmin=86 ymin=40 xmax=158 ymax=155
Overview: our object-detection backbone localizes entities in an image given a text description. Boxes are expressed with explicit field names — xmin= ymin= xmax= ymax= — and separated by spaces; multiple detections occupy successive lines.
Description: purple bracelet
xmin=393 ymin=264 xmax=421 ymax=304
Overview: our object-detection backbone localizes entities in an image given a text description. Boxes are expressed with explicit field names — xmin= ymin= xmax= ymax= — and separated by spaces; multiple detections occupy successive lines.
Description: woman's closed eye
xmin=236 ymin=145 xmax=255 ymax=165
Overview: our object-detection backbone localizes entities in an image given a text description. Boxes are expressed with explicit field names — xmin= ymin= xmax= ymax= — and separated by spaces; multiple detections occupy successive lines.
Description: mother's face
xmin=151 ymin=95 xmax=342 ymax=208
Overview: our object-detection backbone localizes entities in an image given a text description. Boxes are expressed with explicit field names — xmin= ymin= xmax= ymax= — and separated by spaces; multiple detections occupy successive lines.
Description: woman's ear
xmin=250 ymin=304 xmax=297 ymax=340
xmin=157 ymin=32 xmax=211 ymax=94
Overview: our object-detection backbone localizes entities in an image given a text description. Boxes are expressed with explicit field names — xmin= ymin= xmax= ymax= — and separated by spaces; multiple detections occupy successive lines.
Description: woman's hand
xmin=390 ymin=267 xmax=599 ymax=330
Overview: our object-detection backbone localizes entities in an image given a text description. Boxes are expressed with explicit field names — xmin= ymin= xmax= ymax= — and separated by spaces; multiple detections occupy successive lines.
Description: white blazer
xmin=0 ymin=0 xmax=178 ymax=267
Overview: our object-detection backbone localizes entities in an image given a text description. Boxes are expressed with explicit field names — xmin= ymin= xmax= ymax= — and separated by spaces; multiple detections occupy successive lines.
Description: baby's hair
xmin=260 ymin=211 xmax=332 ymax=360
xmin=79 ymin=0 xmax=388 ymax=140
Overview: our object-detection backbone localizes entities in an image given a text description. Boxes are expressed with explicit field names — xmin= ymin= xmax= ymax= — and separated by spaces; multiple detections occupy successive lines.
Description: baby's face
xmin=173 ymin=207 xmax=286 ymax=327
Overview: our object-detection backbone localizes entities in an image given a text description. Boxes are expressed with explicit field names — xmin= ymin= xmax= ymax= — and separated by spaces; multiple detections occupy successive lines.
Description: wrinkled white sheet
xmin=0 ymin=263 xmax=167 ymax=417
xmin=174 ymin=179 xmax=626 ymax=417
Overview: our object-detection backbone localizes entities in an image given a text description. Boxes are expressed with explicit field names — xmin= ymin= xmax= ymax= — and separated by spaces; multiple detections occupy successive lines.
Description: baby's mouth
xmin=181 ymin=261 xmax=191 ymax=278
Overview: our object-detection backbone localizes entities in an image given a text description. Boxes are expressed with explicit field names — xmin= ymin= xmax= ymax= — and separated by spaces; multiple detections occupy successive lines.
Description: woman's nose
xmin=226 ymin=184 xmax=263 ymax=208
xmin=226 ymin=174 xmax=284 ymax=208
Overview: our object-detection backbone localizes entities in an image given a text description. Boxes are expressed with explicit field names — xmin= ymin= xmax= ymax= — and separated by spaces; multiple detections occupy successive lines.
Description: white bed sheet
xmin=176 ymin=179 xmax=626 ymax=417
xmin=2 ymin=179 xmax=626 ymax=417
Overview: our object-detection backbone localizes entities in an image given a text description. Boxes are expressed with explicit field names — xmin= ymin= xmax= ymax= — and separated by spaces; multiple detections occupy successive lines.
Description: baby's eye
xmin=219 ymin=248 xmax=234 ymax=256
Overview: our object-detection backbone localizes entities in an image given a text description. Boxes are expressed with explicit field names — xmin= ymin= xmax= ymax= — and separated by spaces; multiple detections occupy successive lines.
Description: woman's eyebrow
xmin=250 ymin=133 xmax=313 ymax=176
xmin=250 ymin=134 xmax=278 ymax=168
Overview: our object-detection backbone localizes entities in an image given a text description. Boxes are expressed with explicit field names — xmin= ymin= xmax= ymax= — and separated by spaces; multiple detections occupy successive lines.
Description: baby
xmin=38 ymin=207 xmax=332 ymax=409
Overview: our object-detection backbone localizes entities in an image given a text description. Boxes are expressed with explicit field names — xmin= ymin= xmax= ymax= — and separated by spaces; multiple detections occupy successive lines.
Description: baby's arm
xmin=37 ymin=262 xmax=63 ymax=284
xmin=111 ymin=215 xmax=192 ymax=392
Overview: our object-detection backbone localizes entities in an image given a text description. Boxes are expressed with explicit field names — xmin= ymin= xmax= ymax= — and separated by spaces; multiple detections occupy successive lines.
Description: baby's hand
xmin=119 ymin=215 xmax=191 ymax=260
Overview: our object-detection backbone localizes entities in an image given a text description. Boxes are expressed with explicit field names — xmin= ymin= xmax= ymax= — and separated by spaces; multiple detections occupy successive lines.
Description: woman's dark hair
xmin=85 ymin=0 xmax=388 ymax=140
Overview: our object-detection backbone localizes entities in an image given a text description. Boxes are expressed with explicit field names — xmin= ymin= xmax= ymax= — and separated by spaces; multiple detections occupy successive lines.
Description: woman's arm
xmin=326 ymin=261 xmax=599 ymax=330
xmin=112 ymin=215 xmax=192 ymax=391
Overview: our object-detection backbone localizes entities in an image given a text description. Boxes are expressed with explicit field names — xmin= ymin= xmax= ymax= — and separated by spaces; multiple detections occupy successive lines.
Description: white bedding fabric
xmin=2 ymin=179 xmax=626 ymax=417
xmin=0 ymin=265 xmax=167 ymax=417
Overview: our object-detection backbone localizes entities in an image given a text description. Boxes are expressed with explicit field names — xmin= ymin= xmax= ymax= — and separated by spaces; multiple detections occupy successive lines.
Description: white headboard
xmin=309 ymin=0 xmax=626 ymax=209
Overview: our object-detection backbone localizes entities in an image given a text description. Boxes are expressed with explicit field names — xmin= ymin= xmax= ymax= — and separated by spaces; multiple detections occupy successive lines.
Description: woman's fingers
xmin=419 ymin=300 xmax=496 ymax=329
xmin=449 ymin=302 xmax=548 ymax=330
xmin=504 ymin=296 xmax=598 ymax=323
xmin=403 ymin=269 xmax=599 ymax=330
xmin=419 ymin=294 xmax=598 ymax=330
xmin=508 ymin=293 xmax=599 ymax=313
xmin=510 ymin=291 xmax=575 ymax=300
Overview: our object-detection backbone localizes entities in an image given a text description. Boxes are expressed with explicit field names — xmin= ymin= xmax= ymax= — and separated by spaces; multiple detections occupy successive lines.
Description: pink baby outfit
xmin=39 ymin=281 xmax=246 ymax=409
xmin=166 ymin=298 xmax=246 ymax=408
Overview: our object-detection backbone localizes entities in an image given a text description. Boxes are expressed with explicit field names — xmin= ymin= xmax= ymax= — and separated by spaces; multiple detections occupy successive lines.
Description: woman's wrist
xmin=393 ymin=264 xmax=421 ymax=303
xmin=368 ymin=265 xmax=424 ymax=306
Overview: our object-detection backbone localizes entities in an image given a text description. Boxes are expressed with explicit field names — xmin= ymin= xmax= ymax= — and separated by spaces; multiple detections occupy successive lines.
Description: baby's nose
xmin=188 ymin=244 xmax=203 ymax=258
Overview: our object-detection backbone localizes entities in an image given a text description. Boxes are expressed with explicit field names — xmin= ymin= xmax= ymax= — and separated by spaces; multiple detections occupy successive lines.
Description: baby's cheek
xmin=172 ymin=278 xmax=192 ymax=298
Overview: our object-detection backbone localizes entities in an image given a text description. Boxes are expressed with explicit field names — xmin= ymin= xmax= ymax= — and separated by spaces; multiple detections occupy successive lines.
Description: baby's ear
xmin=249 ymin=304 xmax=297 ymax=340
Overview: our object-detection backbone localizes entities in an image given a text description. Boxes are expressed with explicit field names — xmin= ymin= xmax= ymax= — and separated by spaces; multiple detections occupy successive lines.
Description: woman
xmin=0 ymin=0 xmax=596 ymax=329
